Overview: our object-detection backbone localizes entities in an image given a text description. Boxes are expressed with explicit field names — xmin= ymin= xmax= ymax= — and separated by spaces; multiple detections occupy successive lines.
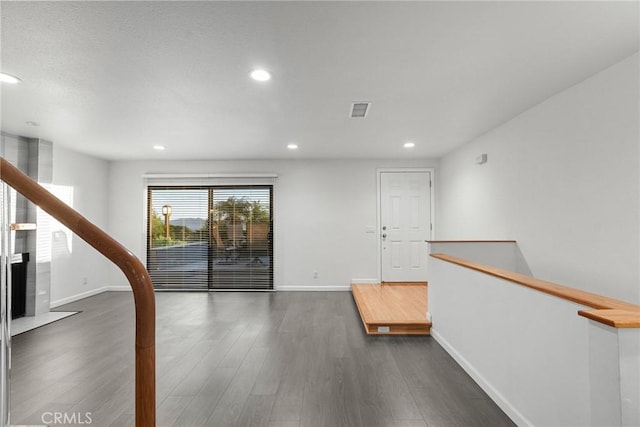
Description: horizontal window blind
xmin=147 ymin=186 xmax=272 ymax=291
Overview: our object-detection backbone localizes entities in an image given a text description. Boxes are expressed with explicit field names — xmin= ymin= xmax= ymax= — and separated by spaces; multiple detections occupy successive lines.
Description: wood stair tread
xmin=351 ymin=283 xmax=431 ymax=335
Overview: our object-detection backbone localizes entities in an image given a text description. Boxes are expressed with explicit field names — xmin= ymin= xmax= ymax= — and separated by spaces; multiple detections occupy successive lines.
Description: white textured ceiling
xmin=1 ymin=1 xmax=638 ymax=161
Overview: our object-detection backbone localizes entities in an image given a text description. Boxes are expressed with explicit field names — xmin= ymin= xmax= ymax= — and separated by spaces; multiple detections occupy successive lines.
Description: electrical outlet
xmin=82 ymin=277 xmax=88 ymax=285
xmin=313 ymin=271 xmax=318 ymax=279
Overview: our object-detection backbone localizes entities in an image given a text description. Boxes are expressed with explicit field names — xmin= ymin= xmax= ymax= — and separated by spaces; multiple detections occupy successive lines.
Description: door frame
xmin=376 ymin=167 xmax=435 ymax=283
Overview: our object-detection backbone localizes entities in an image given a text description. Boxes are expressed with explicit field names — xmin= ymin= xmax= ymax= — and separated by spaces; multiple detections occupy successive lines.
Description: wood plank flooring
xmin=10 ymin=291 xmax=514 ymax=427
xmin=351 ymin=283 xmax=431 ymax=335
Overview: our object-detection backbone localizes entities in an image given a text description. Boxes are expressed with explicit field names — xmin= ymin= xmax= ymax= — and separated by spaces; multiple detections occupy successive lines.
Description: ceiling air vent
xmin=350 ymin=102 xmax=371 ymax=118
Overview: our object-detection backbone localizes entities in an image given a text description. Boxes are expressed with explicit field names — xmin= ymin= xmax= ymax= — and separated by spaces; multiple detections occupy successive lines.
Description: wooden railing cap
xmin=578 ymin=309 xmax=640 ymax=328
xmin=430 ymin=252 xmax=640 ymax=329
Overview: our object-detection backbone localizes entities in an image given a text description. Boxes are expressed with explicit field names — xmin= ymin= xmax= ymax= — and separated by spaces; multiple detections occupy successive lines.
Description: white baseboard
xmin=276 ymin=285 xmax=351 ymax=291
xmin=350 ymin=278 xmax=379 ymax=285
xmin=53 ymin=285 xmax=353 ymax=304
xmin=431 ymin=329 xmax=530 ymax=427
xmin=107 ymin=286 xmax=132 ymax=291
xmin=50 ymin=286 xmax=131 ymax=308
xmin=52 ymin=283 xmax=356 ymax=305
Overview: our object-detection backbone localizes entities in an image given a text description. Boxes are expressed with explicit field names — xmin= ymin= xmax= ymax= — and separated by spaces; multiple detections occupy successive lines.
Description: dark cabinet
xmin=11 ymin=252 xmax=29 ymax=319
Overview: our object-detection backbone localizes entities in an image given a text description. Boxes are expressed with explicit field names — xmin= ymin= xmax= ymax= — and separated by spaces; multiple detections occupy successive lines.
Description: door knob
xmin=382 ymin=233 xmax=387 ymax=239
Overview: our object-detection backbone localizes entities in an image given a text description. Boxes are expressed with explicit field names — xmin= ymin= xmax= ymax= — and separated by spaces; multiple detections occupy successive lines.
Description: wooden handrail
xmin=431 ymin=253 xmax=640 ymax=328
xmin=0 ymin=158 xmax=155 ymax=426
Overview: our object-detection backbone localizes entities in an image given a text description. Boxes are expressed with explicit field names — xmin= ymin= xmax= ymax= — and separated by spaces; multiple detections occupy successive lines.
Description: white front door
xmin=380 ymin=171 xmax=431 ymax=282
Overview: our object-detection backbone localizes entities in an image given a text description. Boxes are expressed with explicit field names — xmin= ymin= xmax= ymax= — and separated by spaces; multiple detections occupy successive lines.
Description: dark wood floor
xmin=11 ymin=291 xmax=514 ymax=427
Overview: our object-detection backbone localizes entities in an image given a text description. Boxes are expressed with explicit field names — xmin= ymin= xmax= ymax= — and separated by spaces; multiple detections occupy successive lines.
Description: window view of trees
xmin=150 ymin=210 xmax=193 ymax=247
xmin=147 ymin=187 xmax=273 ymax=290
xmin=150 ymin=196 xmax=270 ymax=249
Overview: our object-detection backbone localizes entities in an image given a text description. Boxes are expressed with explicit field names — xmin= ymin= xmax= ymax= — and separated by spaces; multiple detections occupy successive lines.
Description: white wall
xmin=107 ymin=158 xmax=436 ymax=289
xmin=428 ymin=256 xmax=592 ymax=426
xmin=50 ymin=145 xmax=112 ymax=306
xmin=429 ymin=251 xmax=640 ymax=427
xmin=437 ymin=53 xmax=640 ymax=304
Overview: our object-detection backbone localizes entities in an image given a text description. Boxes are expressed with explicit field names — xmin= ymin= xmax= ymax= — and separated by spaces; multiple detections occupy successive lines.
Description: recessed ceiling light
xmin=0 ymin=72 xmax=21 ymax=84
xmin=287 ymin=143 xmax=298 ymax=150
xmin=250 ymin=69 xmax=271 ymax=82
xmin=153 ymin=145 xmax=166 ymax=151
xmin=404 ymin=142 xmax=415 ymax=148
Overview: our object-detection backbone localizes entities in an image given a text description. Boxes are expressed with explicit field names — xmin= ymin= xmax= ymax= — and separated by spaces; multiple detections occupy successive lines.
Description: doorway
xmin=379 ymin=170 xmax=432 ymax=282
xmin=146 ymin=186 xmax=273 ymax=290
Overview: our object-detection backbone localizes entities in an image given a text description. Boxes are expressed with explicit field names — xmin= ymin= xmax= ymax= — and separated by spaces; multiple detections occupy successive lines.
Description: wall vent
xmin=350 ymin=102 xmax=371 ymax=118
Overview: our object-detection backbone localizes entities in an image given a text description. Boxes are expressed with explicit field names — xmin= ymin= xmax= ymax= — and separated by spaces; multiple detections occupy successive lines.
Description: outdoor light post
xmin=162 ymin=205 xmax=172 ymax=239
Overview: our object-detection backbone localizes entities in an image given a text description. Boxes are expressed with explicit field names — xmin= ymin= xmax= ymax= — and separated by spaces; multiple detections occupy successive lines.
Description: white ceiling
xmin=1 ymin=1 xmax=638 ymax=161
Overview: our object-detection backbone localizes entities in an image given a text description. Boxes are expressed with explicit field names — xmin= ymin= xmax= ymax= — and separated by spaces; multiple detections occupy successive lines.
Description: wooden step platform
xmin=351 ymin=282 xmax=431 ymax=335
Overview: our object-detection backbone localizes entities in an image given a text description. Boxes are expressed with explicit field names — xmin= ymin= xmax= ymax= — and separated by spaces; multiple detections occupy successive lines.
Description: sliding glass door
xmin=147 ymin=186 xmax=272 ymax=290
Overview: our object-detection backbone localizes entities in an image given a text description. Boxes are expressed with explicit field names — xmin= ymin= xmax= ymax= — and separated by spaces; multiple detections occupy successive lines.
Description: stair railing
xmin=0 ymin=157 xmax=155 ymax=426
